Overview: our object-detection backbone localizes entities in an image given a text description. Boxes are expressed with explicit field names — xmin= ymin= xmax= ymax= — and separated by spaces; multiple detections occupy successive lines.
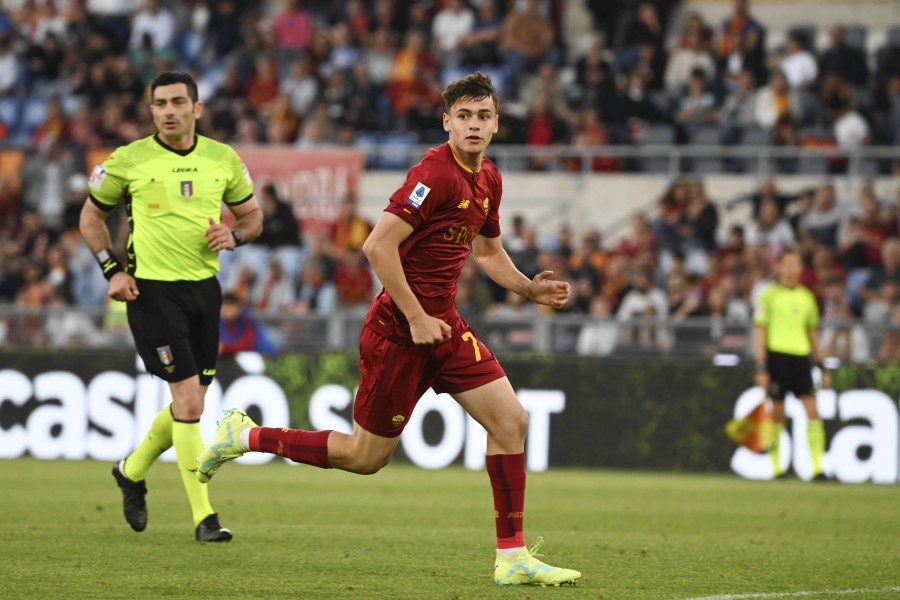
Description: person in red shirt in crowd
xmin=197 ymin=71 xmax=581 ymax=587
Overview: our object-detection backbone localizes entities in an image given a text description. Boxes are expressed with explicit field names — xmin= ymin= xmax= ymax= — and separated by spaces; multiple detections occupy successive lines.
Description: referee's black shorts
xmin=126 ymin=277 xmax=221 ymax=386
xmin=765 ymin=351 xmax=814 ymax=400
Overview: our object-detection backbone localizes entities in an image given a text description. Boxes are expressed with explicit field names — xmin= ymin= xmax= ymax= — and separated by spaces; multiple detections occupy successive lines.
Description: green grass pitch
xmin=1 ymin=458 xmax=898 ymax=600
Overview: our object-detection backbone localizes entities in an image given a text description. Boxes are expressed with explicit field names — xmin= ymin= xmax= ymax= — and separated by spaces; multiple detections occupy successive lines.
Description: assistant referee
xmin=80 ymin=71 xmax=263 ymax=541
xmin=754 ymin=248 xmax=830 ymax=480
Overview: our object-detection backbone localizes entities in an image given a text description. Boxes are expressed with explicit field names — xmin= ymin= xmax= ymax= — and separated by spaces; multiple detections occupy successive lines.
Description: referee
xmin=80 ymin=71 xmax=263 ymax=540
xmin=754 ymin=248 xmax=831 ymax=480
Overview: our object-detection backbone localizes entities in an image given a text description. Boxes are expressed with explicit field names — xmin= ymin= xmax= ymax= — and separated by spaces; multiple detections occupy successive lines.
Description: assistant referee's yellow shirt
xmin=88 ymin=134 xmax=254 ymax=281
xmin=754 ymin=281 xmax=820 ymax=356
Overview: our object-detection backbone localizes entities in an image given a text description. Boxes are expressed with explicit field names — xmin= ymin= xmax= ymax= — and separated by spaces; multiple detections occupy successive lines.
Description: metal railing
xmin=363 ymin=143 xmax=900 ymax=179
xmin=1 ymin=305 xmax=894 ymax=365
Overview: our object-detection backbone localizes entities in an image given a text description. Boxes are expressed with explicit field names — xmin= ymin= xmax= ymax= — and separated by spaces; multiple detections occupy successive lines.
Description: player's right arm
xmin=79 ymin=200 xmax=139 ymax=302
xmin=80 ymin=153 xmax=138 ymax=302
xmin=362 ymin=212 xmax=450 ymax=345
xmin=753 ymin=287 xmax=770 ymax=389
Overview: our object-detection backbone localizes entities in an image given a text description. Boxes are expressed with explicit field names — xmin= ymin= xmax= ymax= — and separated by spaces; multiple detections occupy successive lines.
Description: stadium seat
xmin=636 ymin=124 xmax=675 ymax=173
xmin=686 ymin=124 xmax=724 ymax=173
xmin=737 ymin=126 xmax=773 ymax=173
xmin=0 ymin=97 xmax=20 ymax=133
xmin=842 ymin=24 xmax=868 ymax=51
xmin=19 ymin=98 xmax=48 ymax=138
xmin=887 ymin=24 xmax=900 ymax=48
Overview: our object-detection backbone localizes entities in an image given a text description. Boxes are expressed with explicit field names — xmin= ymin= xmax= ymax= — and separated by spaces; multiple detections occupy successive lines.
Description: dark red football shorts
xmin=353 ymin=314 xmax=506 ymax=437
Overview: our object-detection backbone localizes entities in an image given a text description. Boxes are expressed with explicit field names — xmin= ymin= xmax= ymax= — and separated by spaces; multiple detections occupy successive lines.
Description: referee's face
xmin=150 ymin=83 xmax=203 ymax=149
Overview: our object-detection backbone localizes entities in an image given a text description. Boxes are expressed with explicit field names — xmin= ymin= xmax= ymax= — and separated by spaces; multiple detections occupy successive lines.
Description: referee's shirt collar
xmin=153 ymin=133 xmax=198 ymax=156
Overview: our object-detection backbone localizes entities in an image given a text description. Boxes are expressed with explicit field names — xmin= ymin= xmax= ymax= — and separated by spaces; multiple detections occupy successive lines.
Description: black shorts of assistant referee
xmin=127 ymin=277 xmax=221 ymax=386
xmin=765 ymin=351 xmax=814 ymax=401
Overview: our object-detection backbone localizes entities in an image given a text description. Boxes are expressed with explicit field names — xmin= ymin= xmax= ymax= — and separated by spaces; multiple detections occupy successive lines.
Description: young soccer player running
xmin=80 ymin=71 xmax=263 ymax=541
xmin=197 ymin=72 xmax=581 ymax=586
xmin=754 ymin=248 xmax=831 ymax=480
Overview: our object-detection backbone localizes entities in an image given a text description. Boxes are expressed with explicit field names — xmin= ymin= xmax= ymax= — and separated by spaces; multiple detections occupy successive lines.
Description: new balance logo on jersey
xmin=457 ymin=199 xmax=470 ymax=209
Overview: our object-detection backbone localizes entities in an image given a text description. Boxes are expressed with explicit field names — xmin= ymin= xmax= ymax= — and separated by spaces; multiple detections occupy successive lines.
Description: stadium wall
xmin=0 ymin=350 xmax=897 ymax=484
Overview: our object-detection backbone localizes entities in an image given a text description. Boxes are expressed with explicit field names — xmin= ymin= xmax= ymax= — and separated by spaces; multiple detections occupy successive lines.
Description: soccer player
xmin=754 ymin=248 xmax=831 ymax=480
xmin=79 ymin=71 xmax=263 ymax=541
xmin=197 ymin=72 xmax=581 ymax=586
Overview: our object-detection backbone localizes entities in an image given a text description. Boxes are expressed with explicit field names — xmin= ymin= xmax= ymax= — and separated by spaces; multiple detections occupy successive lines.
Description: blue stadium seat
xmin=686 ymin=124 xmax=724 ymax=173
xmin=636 ymin=124 xmax=675 ymax=173
xmin=19 ymin=98 xmax=48 ymax=138
xmin=0 ymin=97 xmax=21 ymax=132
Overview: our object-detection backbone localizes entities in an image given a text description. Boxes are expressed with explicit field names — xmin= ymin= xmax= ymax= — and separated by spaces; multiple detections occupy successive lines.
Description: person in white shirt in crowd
xmin=778 ymin=31 xmax=818 ymax=90
xmin=129 ymin=0 xmax=176 ymax=53
xmin=744 ymin=197 xmax=796 ymax=248
xmin=432 ymin=0 xmax=475 ymax=67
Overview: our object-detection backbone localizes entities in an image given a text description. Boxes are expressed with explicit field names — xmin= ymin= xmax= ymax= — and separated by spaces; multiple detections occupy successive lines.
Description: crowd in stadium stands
xmin=1 ymin=0 xmax=900 ymax=358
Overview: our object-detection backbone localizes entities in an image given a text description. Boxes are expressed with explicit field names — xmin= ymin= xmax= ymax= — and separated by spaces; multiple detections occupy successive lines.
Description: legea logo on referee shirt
xmin=407 ymin=182 xmax=430 ymax=209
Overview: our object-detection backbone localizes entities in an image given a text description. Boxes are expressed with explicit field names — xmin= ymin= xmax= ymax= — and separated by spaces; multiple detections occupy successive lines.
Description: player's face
xmin=776 ymin=253 xmax=802 ymax=287
xmin=443 ymin=96 xmax=498 ymax=158
xmin=150 ymin=83 xmax=203 ymax=147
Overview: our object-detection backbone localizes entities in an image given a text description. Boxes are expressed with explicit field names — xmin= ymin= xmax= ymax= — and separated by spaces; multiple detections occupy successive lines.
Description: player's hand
xmin=108 ymin=272 xmax=139 ymax=302
xmin=526 ymin=271 xmax=571 ymax=309
xmin=408 ymin=313 xmax=451 ymax=345
xmin=755 ymin=370 xmax=770 ymax=390
xmin=205 ymin=217 xmax=235 ymax=252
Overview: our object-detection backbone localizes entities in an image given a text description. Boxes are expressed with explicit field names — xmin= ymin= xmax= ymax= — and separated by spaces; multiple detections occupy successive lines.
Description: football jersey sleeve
xmin=223 ymin=148 xmax=254 ymax=205
xmin=480 ymin=170 xmax=502 ymax=238
xmin=87 ymin=148 xmax=129 ymax=211
xmin=385 ymin=159 xmax=452 ymax=229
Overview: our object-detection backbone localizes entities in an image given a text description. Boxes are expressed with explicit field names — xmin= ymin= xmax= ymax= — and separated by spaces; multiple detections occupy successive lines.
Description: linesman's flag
xmin=724 ymin=401 xmax=773 ymax=452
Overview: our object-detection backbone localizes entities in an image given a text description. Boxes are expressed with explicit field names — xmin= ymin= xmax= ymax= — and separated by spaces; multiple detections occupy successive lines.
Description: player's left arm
xmin=207 ymin=196 xmax=263 ymax=252
xmin=808 ymin=327 xmax=832 ymax=389
xmin=472 ymin=234 xmax=570 ymax=309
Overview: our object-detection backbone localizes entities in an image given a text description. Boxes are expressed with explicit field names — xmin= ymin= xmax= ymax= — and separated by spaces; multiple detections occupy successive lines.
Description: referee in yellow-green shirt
xmin=80 ymin=71 xmax=263 ymax=540
xmin=754 ymin=248 xmax=831 ymax=480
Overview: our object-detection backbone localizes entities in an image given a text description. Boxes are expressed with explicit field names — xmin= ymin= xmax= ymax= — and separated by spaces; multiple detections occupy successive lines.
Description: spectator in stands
xmin=295 ymin=256 xmax=338 ymax=314
xmin=330 ymin=193 xmax=372 ymax=254
xmin=615 ymin=70 xmax=664 ymax=135
xmin=499 ymin=0 xmax=558 ymax=94
xmin=799 ymin=182 xmax=843 ymax=248
xmin=716 ymin=0 xmax=765 ymax=63
xmin=220 ymin=292 xmax=279 ymax=356
xmin=246 ymin=57 xmax=280 ymax=113
xmin=679 ymin=178 xmax=720 ymax=254
xmin=431 ymin=0 xmax=474 ymax=68
xmin=719 ymin=24 xmax=768 ymax=89
xmin=756 ymin=70 xmax=802 ymax=146
xmin=523 ymin=91 xmax=570 ymax=171
xmin=0 ymin=34 xmax=21 ymax=95
xmin=43 ymin=287 xmax=106 ymax=348
xmin=567 ymin=106 xmax=620 ymax=172
xmin=326 ymin=21 xmax=363 ymax=75
xmin=718 ymin=68 xmax=759 ymax=143
xmin=206 ymin=0 xmax=244 ymax=61
xmin=778 ymin=31 xmax=819 ymax=91
xmin=664 ymin=15 xmax=717 ymax=98
xmin=251 ymin=257 xmax=296 ymax=314
xmin=387 ymin=29 xmax=436 ymax=118
xmin=744 ymin=197 xmax=796 ymax=248
xmin=832 ymin=99 xmax=871 ymax=150
xmin=20 ymin=136 xmax=77 ymax=234
xmin=573 ymin=32 xmax=617 ymax=110
xmin=673 ymin=68 xmax=718 ymax=138
xmin=862 ymin=237 xmax=900 ymax=305
xmin=332 ymin=248 xmax=374 ymax=310
xmin=270 ymin=0 xmax=314 ymax=60
xmin=457 ymin=0 xmax=503 ymax=67
xmin=616 ymin=266 xmax=668 ymax=349
xmin=22 ymin=30 xmax=65 ymax=94
xmin=256 ymin=183 xmax=302 ymax=249
xmin=820 ymin=23 xmax=868 ymax=88
xmin=620 ymin=2 xmax=665 ymax=73
xmin=575 ymin=294 xmax=619 ymax=356
xmin=129 ymin=0 xmax=175 ymax=54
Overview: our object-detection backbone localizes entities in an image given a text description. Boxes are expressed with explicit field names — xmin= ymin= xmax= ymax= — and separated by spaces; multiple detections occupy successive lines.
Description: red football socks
xmin=486 ymin=452 xmax=526 ymax=549
xmin=249 ymin=427 xmax=332 ymax=469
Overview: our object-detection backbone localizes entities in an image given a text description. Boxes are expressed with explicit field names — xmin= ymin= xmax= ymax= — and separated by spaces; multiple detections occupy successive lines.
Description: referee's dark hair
xmin=150 ymin=71 xmax=199 ymax=103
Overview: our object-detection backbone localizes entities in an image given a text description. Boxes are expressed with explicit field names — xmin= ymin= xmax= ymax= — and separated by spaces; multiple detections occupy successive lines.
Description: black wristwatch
xmin=230 ymin=229 xmax=243 ymax=248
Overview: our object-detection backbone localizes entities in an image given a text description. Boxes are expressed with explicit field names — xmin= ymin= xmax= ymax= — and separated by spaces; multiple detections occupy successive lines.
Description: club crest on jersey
xmin=457 ymin=199 xmax=470 ymax=209
xmin=407 ymin=182 xmax=431 ymax=209
xmin=482 ymin=197 xmax=490 ymax=214
xmin=180 ymin=181 xmax=193 ymax=198
xmin=157 ymin=345 xmax=174 ymax=366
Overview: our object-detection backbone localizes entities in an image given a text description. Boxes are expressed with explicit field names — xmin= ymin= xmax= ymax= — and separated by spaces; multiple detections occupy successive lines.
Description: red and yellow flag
xmin=725 ymin=401 xmax=773 ymax=452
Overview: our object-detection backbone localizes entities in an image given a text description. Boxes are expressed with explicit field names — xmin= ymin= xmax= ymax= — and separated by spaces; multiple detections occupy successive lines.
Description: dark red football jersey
xmin=365 ymin=143 xmax=503 ymax=343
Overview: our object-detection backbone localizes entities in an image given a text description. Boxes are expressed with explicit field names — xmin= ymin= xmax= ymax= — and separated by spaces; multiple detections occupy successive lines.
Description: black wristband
xmin=96 ymin=248 xmax=124 ymax=281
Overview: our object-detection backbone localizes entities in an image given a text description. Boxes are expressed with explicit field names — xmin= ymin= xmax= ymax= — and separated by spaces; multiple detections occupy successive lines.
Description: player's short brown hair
xmin=150 ymin=71 xmax=199 ymax=103
xmin=442 ymin=71 xmax=498 ymax=113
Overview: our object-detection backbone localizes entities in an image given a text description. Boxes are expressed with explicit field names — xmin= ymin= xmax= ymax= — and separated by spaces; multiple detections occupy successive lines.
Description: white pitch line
xmin=681 ymin=586 xmax=900 ymax=600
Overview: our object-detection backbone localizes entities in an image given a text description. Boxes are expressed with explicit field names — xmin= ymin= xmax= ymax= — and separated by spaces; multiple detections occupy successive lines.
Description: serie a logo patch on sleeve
xmin=407 ymin=182 xmax=431 ymax=209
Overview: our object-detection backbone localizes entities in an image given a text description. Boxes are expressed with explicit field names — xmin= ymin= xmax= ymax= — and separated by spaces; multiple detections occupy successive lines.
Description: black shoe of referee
xmin=111 ymin=459 xmax=148 ymax=532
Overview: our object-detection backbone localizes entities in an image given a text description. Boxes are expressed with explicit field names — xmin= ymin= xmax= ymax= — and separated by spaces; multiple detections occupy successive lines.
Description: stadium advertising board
xmin=0 ymin=351 xmax=898 ymax=483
